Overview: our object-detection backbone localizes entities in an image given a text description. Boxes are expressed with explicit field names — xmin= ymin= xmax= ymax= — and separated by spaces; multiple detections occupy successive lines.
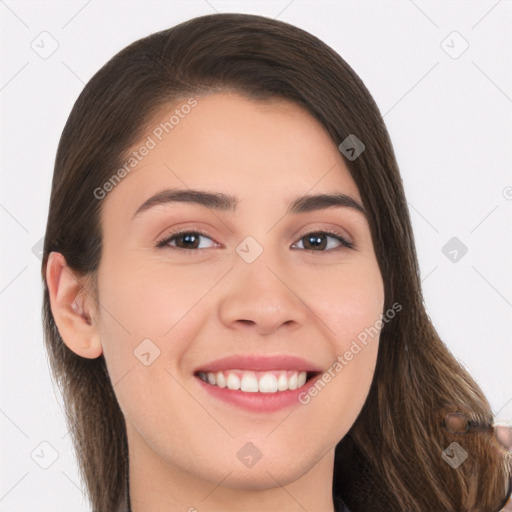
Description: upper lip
xmin=194 ymin=354 xmax=323 ymax=374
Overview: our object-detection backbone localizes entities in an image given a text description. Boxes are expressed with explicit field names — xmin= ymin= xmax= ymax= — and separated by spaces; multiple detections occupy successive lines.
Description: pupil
xmin=305 ymin=234 xmax=326 ymax=250
xmin=181 ymin=234 xmax=198 ymax=248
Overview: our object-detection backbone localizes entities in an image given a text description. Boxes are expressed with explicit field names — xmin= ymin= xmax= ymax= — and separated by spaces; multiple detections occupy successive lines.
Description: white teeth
xmin=277 ymin=372 xmax=288 ymax=391
xmin=258 ymin=373 xmax=278 ymax=393
xmin=226 ymin=372 xmax=241 ymax=390
xmin=201 ymin=370 xmax=308 ymax=393
xmin=216 ymin=371 xmax=226 ymax=388
xmin=240 ymin=372 xmax=259 ymax=392
xmin=288 ymin=372 xmax=298 ymax=390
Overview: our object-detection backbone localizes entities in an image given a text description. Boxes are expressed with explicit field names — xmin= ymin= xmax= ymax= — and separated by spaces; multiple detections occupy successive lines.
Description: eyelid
xmin=155 ymin=228 xmax=217 ymax=249
xmin=293 ymin=225 xmax=354 ymax=249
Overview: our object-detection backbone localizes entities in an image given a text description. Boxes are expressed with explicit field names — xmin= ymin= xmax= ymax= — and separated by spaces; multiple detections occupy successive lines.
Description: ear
xmin=46 ymin=251 xmax=103 ymax=359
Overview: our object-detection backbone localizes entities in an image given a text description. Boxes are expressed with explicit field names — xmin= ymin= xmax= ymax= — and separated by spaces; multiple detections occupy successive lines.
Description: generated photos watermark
xmin=93 ymin=97 xmax=198 ymax=200
xmin=298 ymin=302 xmax=402 ymax=405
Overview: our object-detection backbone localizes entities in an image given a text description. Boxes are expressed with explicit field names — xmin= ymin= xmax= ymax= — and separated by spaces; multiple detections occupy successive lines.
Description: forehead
xmin=101 ymin=92 xmax=361 ymax=218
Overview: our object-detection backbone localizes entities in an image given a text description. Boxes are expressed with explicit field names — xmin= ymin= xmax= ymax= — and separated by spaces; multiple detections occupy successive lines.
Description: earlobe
xmin=46 ymin=252 xmax=103 ymax=359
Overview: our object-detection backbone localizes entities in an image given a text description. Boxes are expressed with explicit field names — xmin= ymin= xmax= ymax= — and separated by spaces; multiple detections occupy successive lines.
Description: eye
xmin=155 ymin=230 xmax=217 ymax=253
xmin=292 ymin=230 xmax=354 ymax=252
xmin=155 ymin=229 xmax=354 ymax=254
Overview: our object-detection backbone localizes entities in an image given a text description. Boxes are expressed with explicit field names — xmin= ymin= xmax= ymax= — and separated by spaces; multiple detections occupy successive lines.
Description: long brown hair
xmin=41 ymin=13 xmax=511 ymax=511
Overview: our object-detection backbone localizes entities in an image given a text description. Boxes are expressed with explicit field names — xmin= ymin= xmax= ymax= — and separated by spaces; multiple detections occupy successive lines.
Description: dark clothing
xmin=118 ymin=492 xmax=351 ymax=511
xmin=334 ymin=495 xmax=352 ymax=511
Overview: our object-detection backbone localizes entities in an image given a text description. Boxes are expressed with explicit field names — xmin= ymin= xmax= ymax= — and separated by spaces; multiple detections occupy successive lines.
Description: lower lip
xmin=195 ymin=375 xmax=320 ymax=412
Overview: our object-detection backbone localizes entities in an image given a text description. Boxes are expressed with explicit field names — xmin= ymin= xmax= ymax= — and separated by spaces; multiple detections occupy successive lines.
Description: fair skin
xmin=46 ymin=92 xmax=385 ymax=512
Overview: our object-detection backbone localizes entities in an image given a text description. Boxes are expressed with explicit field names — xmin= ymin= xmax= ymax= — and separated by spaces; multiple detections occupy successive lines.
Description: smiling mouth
xmin=195 ymin=369 xmax=319 ymax=393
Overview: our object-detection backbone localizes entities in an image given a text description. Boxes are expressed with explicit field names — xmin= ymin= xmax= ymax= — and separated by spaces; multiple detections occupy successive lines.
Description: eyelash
xmin=155 ymin=228 xmax=355 ymax=255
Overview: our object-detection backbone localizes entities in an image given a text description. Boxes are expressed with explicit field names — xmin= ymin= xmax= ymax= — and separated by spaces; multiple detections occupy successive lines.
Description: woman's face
xmin=94 ymin=92 xmax=384 ymax=491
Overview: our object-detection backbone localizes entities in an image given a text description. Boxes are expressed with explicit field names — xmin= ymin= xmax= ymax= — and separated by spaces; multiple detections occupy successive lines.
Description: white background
xmin=1 ymin=1 xmax=511 ymax=510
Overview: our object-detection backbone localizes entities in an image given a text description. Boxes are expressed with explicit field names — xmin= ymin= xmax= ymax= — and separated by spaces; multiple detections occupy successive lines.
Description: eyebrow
xmin=132 ymin=188 xmax=366 ymax=219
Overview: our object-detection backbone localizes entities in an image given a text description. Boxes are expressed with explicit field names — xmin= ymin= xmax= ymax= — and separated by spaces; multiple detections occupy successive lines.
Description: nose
xmin=217 ymin=247 xmax=309 ymax=336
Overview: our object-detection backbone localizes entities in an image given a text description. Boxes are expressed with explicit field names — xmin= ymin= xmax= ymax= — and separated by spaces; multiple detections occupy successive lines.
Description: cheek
xmin=97 ymin=255 xmax=210 ymax=336
xmin=309 ymin=261 xmax=384 ymax=351
xmin=295 ymin=267 xmax=383 ymax=442
xmin=94 ymin=255 xmax=226 ymax=383
xmin=94 ymin=258 xmax=208 ymax=426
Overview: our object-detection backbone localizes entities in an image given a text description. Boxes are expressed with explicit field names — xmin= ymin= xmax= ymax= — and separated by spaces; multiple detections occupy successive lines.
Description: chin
xmin=220 ymin=463 xmax=310 ymax=491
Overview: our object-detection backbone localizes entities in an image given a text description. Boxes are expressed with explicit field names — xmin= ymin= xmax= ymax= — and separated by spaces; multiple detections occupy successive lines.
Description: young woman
xmin=41 ymin=13 xmax=511 ymax=512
